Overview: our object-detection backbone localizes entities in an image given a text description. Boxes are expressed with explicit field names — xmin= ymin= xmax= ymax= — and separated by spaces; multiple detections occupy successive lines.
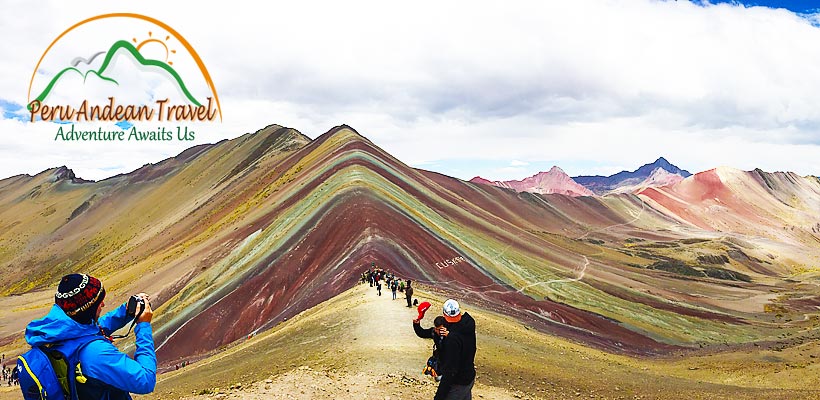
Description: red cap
xmin=417 ymin=301 xmax=431 ymax=320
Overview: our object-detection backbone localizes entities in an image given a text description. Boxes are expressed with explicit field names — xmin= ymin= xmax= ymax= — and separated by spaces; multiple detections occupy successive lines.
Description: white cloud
xmin=510 ymin=160 xmax=529 ymax=167
xmin=1 ymin=0 xmax=820 ymax=181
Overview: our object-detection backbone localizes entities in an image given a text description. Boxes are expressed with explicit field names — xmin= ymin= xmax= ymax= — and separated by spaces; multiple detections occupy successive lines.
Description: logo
xmin=28 ymin=13 xmax=221 ymax=142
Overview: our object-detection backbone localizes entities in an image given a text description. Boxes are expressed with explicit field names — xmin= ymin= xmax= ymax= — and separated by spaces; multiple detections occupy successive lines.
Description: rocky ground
xmin=157 ymin=284 xmax=529 ymax=400
xmin=178 ymin=366 xmax=521 ymax=400
xmin=2 ymin=283 xmax=819 ymax=400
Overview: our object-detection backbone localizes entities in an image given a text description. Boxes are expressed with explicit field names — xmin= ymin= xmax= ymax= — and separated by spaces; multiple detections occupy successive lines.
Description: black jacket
xmin=413 ymin=321 xmax=446 ymax=355
xmin=434 ymin=312 xmax=476 ymax=400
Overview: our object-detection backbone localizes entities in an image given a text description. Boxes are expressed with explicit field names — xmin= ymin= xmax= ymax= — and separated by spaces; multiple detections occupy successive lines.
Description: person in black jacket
xmin=405 ymin=280 xmax=414 ymax=307
xmin=413 ymin=315 xmax=447 ymax=380
xmin=413 ymin=299 xmax=476 ymax=400
xmin=435 ymin=299 xmax=476 ymax=400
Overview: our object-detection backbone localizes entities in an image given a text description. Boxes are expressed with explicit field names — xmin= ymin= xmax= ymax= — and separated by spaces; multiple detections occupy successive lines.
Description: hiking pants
xmin=442 ymin=378 xmax=474 ymax=400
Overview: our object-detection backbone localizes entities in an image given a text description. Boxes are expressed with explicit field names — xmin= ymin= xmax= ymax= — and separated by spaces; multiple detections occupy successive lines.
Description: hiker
xmin=413 ymin=302 xmax=447 ymax=382
xmin=21 ymin=273 xmax=157 ymax=399
xmin=433 ymin=299 xmax=476 ymax=400
xmin=391 ymin=279 xmax=398 ymax=300
xmin=377 ymin=280 xmax=382 ymax=296
xmin=405 ymin=280 xmax=414 ymax=307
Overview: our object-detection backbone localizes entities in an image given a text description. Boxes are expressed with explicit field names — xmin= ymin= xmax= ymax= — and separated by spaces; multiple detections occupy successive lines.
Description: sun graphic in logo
xmin=132 ymin=31 xmax=177 ymax=66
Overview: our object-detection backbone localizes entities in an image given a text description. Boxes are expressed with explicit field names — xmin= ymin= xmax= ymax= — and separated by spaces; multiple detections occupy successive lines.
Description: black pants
xmin=406 ymin=296 xmax=412 ymax=307
xmin=446 ymin=379 xmax=474 ymax=400
xmin=439 ymin=378 xmax=474 ymax=400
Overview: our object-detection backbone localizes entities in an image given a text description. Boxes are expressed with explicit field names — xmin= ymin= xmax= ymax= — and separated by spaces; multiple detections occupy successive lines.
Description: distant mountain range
xmin=471 ymin=157 xmax=691 ymax=196
xmin=1 ymin=125 xmax=819 ymax=367
xmin=573 ymin=157 xmax=692 ymax=195
xmin=470 ymin=166 xmax=593 ymax=196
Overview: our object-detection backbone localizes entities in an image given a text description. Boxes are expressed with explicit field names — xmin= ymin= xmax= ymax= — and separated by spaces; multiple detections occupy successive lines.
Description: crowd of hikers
xmin=2 ymin=360 xmax=19 ymax=386
xmin=361 ymin=263 xmax=415 ymax=307
xmin=173 ymin=360 xmax=190 ymax=371
xmin=362 ymin=262 xmax=476 ymax=400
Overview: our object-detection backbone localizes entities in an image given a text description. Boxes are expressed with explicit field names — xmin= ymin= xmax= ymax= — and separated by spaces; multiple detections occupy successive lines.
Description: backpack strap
xmin=69 ymin=337 xmax=108 ymax=399
xmin=16 ymin=354 xmax=47 ymax=399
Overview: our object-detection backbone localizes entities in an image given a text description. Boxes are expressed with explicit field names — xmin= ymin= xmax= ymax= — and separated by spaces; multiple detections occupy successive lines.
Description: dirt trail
xmin=171 ymin=283 xmax=524 ymax=400
xmin=4 ymin=283 xmax=819 ymax=400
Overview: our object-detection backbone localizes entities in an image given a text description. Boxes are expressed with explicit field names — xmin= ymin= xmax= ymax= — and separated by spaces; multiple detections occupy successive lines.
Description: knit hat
xmin=55 ymin=274 xmax=105 ymax=324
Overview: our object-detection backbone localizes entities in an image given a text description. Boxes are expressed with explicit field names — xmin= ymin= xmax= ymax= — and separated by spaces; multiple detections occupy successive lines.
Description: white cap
xmin=443 ymin=299 xmax=461 ymax=322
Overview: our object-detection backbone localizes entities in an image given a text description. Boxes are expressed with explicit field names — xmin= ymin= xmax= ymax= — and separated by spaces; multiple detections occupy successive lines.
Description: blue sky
xmin=0 ymin=99 xmax=25 ymax=121
xmin=1 ymin=0 xmax=820 ymax=181
xmin=704 ymin=0 xmax=819 ymax=13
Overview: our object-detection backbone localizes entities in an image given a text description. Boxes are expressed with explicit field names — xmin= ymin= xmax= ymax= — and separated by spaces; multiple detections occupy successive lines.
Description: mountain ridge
xmin=1 ymin=124 xmax=818 ymax=372
xmin=470 ymin=166 xmax=594 ymax=197
xmin=573 ymin=157 xmax=692 ymax=194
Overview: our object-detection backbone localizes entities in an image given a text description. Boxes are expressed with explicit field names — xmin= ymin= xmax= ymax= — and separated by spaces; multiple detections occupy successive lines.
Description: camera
xmin=126 ymin=295 xmax=146 ymax=319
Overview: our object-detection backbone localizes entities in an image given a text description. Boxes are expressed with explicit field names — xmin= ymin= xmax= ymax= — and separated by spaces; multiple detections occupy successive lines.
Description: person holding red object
xmin=413 ymin=299 xmax=476 ymax=400
xmin=435 ymin=299 xmax=475 ymax=400
xmin=413 ymin=302 xmax=446 ymax=380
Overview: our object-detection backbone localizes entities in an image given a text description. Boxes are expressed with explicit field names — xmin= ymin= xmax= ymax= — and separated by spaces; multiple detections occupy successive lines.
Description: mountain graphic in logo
xmin=30 ymin=39 xmax=202 ymax=109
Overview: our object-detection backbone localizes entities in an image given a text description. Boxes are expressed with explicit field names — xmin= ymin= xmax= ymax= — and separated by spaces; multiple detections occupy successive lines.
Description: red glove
xmin=417 ymin=301 xmax=431 ymax=321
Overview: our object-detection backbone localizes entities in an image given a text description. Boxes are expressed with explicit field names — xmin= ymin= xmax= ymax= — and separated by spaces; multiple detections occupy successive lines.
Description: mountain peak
xmin=52 ymin=166 xmax=93 ymax=184
xmin=573 ymin=157 xmax=690 ymax=194
xmin=653 ymin=157 xmax=671 ymax=168
xmin=470 ymin=166 xmax=592 ymax=197
xmin=649 ymin=157 xmax=680 ymax=173
xmin=635 ymin=157 xmax=689 ymax=177
xmin=312 ymin=124 xmax=371 ymax=146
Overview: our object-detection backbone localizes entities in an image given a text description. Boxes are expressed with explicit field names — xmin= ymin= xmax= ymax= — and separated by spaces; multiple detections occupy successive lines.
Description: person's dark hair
xmin=433 ymin=316 xmax=446 ymax=327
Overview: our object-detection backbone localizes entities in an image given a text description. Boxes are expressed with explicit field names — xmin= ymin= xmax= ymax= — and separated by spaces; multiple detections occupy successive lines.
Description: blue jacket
xmin=25 ymin=304 xmax=157 ymax=397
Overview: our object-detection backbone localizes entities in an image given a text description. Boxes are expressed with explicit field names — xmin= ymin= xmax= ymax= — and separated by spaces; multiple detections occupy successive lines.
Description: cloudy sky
xmin=1 ymin=0 xmax=819 ymax=182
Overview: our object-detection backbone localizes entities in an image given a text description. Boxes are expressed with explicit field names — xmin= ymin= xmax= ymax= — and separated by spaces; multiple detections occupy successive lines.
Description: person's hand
xmin=436 ymin=326 xmax=449 ymax=337
xmin=413 ymin=318 xmax=420 ymax=324
xmin=136 ymin=296 xmax=154 ymax=323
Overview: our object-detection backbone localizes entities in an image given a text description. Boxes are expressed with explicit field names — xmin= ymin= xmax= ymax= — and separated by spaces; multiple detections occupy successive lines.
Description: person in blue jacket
xmin=24 ymin=274 xmax=156 ymax=399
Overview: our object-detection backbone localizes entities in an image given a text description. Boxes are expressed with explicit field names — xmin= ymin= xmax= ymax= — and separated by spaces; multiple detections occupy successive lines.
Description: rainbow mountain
xmin=0 ymin=125 xmax=818 ymax=366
